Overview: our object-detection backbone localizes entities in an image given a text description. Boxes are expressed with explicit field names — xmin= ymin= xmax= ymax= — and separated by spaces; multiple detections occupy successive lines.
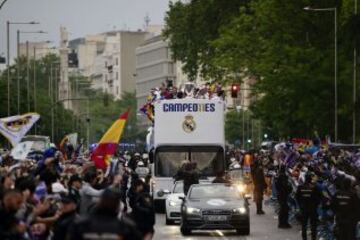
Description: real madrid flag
xmin=0 ymin=113 xmax=40 ymax=146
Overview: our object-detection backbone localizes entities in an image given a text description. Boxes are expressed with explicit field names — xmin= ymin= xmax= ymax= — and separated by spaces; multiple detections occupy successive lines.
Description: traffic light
xmin=68 ymin=49 xmax=78 ymax=68
xmin=0 ymin=56 xmax=6 ymax=64
xmin=231 ymin=84 xmax=240 ymax=98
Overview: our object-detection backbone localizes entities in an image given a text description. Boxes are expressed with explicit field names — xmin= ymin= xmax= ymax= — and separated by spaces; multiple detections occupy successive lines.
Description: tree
xmin=163 ymin=0 xmax=250 ymax=80
xmin=0 ymin=54 xmax=75 ymax=145
xmin=225 ymin=109 xmax=262 ymax=149
xmin=212 ymin=0 xmax=360 ymax=141
xmin=0 ymin=55 xmax=145 ymax=147
xmin=165 ymin=0 xmax=359 ymax=141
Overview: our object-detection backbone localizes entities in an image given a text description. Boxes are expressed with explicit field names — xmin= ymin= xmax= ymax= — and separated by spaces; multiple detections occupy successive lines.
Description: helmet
xmin=137 ymin=161 xmax=144 ymax=167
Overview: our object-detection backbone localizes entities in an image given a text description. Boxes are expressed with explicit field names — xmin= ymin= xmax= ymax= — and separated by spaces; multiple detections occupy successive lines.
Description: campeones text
xmin=163 ymin=103 xmax=216 ymax=112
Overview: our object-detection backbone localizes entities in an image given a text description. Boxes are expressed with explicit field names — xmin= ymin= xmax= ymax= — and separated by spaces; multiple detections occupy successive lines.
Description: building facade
xmin=69 ymin=31 xmax=146 ymax=99
xmin=19 ymin=41 xmax=57 ymax=60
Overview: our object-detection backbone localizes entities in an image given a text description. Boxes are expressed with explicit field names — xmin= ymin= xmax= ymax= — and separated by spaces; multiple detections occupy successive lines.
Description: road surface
xmin=153 ymin=200 xmax=302 ymax=240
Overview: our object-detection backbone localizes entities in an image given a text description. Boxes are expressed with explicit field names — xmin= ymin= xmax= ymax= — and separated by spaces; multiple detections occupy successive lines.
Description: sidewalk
xmin=247 ymin=198 xmax=302 ymax=240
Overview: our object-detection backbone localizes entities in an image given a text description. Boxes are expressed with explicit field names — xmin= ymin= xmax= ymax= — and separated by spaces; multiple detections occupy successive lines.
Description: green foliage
xmin=225 ymin=110 xmax=262 ymax=149
xmin=163 ymin=0 xmax=249 ymax=80
xmin=0 ymin=55 xmax=145 ymax=147
xmin=0 ymin=55 xmax=75 ymax=145
xmin=165 ymin=0 xmax=360 ymax=142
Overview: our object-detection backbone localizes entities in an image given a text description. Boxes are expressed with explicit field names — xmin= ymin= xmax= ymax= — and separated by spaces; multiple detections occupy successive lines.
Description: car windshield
xmin=188 ymin=184 xmax=240 ymax=199
xmin=228 ymin=170 xmax=244 ymax=181
xmin=21 ymin=136 xmax=48 ymax=151
xmin=173 ymin=182 xmax=183 ymax=193
xmin=155 ymin=146 xmax=224 ymax=177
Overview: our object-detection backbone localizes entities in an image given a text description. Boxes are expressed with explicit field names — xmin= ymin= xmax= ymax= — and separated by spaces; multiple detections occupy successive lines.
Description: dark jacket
xmin=69 ymin=209 xmax=141 ymax=240
xmin=68 ymin=188 xmax=81 ymax=212
xmin=332 ymin=189 xmax=360 ymax=222
xmin=131 ymin=192 xmax=155 ymax=235
xmin=296 ymin=182 xmax=321 ymax=213
xmin=0 ymin=205 xmax=23 ymax=240
xmin=52 ymin=210 xmax=77 ymax=240
xmin=183 ymin=170 xmax=199 ymax=195
xmin=275 ymin=173 xmax=292 ymax=202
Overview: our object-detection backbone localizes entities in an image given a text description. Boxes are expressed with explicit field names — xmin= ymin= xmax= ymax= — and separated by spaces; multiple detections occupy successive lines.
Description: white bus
xmin=148 ymin=99 xmax=225 ymax=209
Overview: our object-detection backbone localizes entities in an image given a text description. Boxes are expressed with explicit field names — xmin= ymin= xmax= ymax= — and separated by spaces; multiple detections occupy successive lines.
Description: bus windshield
xmin=155 ymin=146 xmax=224 ymax=177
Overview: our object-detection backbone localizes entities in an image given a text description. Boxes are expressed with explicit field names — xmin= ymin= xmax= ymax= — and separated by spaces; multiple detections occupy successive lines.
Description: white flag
xmin=0 ymin=113 xmax=40 ymax=146
xmin=67 ymin=133 xmax=78 ymax=147
xmin=10 ymin=141 xmax=34 ymax=161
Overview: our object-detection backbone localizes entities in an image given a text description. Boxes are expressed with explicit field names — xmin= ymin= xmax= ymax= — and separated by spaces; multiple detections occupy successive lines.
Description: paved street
xmin=154 ymin=200 xmax=302 ymax=240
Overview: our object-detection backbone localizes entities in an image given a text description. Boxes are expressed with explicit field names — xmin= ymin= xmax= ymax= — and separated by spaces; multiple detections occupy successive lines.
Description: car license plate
xmin=206 ymin=215 xmax=227 ymax=221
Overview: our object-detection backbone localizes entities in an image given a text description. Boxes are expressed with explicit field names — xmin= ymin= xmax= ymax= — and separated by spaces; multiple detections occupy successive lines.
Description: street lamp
xmin=17 ymin=30 xmax=47 ymax=113
xmin=33 ymin=43 xmax=55 ymax=134
xmin=304 ymin=6 xmax=338 ymax=142
xmin=6 ymin=21 xmax=39 ymax=116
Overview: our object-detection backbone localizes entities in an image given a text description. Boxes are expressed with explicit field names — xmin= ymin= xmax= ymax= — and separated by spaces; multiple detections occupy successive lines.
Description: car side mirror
xmin=179 ymin=196 xmax=185 ymax=201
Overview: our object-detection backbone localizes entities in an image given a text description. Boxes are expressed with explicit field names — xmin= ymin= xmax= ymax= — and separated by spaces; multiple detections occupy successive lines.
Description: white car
xmin=165 ymin=181 xmax=184 ymax=225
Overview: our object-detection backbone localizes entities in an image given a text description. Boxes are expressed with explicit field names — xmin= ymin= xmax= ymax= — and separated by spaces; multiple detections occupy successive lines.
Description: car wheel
xmin=236 ymin=219 xmax=250 ymax=235
xmin=236 ymin=227 xmax=250 ymax=235
xmin=165 ymin=216 xmax=174 ymax=225
xmin=180 ymin=226 xmax=191 ymax=236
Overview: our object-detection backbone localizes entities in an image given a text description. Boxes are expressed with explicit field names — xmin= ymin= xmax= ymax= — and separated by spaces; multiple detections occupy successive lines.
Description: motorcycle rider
xmin=131 ymin=179 xmax=155 ymax=239
xmin=69 ymin=188 xmax=141 ymax=240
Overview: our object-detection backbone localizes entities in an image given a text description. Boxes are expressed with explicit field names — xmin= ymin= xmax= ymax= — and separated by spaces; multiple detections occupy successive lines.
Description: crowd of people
xmin=0 ymin=145 xmax=155 ymax=240
xmin=140 ymin=81 xmax=225 ymax=122
xmin=2 ymin=135 xmax=360 ymax=240
xmin=227 ymin=139 xmax=360 ymax=240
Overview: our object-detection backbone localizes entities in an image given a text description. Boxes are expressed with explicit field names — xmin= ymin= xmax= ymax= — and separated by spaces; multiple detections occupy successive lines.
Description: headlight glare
xmin=186 ymin=207 xmax=201 ymax=215
xmin=233 ymin=207 xmax=247 ymax=214
xmin=169 ymin=200 xmax=177 ymax=207
xmin=236 ymin=184 xmax=246 ymax=193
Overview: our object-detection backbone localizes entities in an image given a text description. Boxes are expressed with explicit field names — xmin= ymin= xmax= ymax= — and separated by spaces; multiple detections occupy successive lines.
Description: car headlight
xmin=186 ymin=207 xmax=201 ymax=215
xmin=233 ymin=207 xmax=247 ymax=214
xmin=169 ymin=200 xmax=177 ymax=207
xmin=236 ymin=184 xmax=246 ymax=193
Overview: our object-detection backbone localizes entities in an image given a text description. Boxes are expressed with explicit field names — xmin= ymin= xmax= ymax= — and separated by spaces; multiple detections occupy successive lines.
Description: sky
xmin=0 ymin=0 xmax=170 ymax=61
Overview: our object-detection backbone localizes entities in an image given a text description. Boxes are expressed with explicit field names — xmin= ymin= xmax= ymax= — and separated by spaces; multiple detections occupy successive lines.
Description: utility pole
xmin=33 ymin=47 xmax=37 ymax=134
xmin=6 ymin=21 xmax=10 ymax=116
xmin=17 ymin=30 xmax=20 ymax=114
xmin=334 ymin=7 xmax=338 ymax=142
xmin=59 ymin=26 xmax=72 ymax=110
xmin=353 ymin=0 xmax=358 ymax=143
xmin=26 ymin=41 xmax=30 ymax=112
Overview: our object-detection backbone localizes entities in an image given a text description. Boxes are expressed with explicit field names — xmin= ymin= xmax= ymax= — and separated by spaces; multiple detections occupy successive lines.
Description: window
xmin=116 ymin=72 xmax=119 ymax=80
xmin=116 ymin=86 xmax=119 ymax=95
xmin=105 ymin=61 xmax=107 ymax=67
xmin=116 ymin=58 xmax=119 ymax=66
xmin=105 ymin=74 xmax=108 ymax=82
xmin=155 ymin=146 xmax=224 ymax=177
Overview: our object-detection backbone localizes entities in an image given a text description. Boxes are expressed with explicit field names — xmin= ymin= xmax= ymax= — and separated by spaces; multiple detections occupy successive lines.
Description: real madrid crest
xmin=182 ymin=115 xmax=196 ymax=133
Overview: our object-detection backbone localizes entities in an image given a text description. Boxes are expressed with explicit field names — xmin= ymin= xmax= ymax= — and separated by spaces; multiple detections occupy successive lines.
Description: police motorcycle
xmin=227 ymin=161 xmax=252 ymax=207
xmin=135 ymin=160 xmax=151 ymax=181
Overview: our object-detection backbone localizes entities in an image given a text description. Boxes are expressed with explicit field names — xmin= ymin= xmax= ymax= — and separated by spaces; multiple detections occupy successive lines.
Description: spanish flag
xmin=91 ymin=111 xmax=129 ymax=169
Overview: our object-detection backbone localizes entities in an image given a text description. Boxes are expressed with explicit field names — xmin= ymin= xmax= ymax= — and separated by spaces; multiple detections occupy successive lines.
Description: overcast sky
xmin=0 ymin=0 xmax=170 ymax=60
